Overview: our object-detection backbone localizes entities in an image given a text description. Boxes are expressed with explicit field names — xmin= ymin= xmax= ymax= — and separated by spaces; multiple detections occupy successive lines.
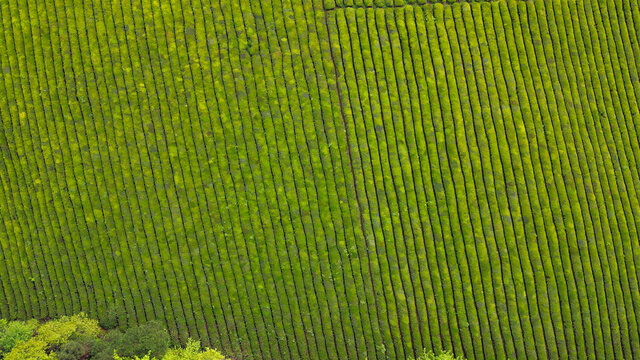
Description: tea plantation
xmin=1 ymin=0 xmax=640 ymax=358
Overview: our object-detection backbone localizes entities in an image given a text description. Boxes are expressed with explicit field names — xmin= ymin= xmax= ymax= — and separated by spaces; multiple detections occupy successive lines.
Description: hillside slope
xmin=1 ymin=0 xmax=640 ymax=358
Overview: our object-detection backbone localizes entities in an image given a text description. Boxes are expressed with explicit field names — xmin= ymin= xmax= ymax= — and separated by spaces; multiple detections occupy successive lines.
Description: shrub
xmin=92 ymin=352 xmax=117 ymax=360
xmin=113 ymin=352 xmax=157 ymax=360
xmin=56 ymin=334 xmax=100 ymax=360
xmin=110 ymin=322 xmax=170 ymax=359
xmin=57 ymin=340 xmax=92 ymax=360
xmin=3 ymin=313 xmax=102 ymax=359
xmin=0 ymin=319 xmax=38 ymax=353
xmin=90 ymin=330 xmax=127 ymax=360
xmin=0 ymin=315 xmax=227 ymax=360
xmin=99 ymin=306 xmax=122 ymax=330
xmin=411 ymin=349 xmax=466 ymax=360
xmin=37 ymin=313 xmax=102 ymax=347
xmin=3 ymin=338 xmax=54 ymax=360
xmin=102 ymin=330 xmax=126 ymax=344
xmin=162 ymin=339 xmax=226 ymax=360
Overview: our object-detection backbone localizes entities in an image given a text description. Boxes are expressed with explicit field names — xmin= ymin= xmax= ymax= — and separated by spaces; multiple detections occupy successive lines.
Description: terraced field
xmin=1 ymin=0 xmax=640 ymax=358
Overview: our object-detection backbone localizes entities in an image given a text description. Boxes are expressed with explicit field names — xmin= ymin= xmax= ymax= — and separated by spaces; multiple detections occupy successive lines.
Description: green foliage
xmin=1 ymin=0 xmax=640 ymax=359
xmin=113 ymin=352 xmax=156 ymax=360
xmin=90 ymin=330 xmax=127 ymax=360
xmin=99 ymin=306 xmax=123 ymax=331
xmin=411 ymin=349 xmax=465 ymax=360
xmin=106 ymin=322 xmax=170 ymax=359
xmin=37 ymin=313 xmax=102 ymax=347
xmin=112 ymin=339 xmax=226 ymax=360
xmin=2 ymin=314 xmax=101 ymax=360
xmin=56 ymin=335 xmax=100 ymax=360
xmin=162 ymin=339 xmax=226 ymax=360
xmin=3 ymin=339 xmax=53 ymax=360
xmin=57 ymin=340 xmax=92 ymax=360
xmin=0 ymin=320 xmax=38 ymax=353
xmin=0 ymin=316 xmax=223 ymax=360
xmin=0 ymin=315 xmax=227 ymax=360
xmin=92 ymin=352 xmax=118 ymax=360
